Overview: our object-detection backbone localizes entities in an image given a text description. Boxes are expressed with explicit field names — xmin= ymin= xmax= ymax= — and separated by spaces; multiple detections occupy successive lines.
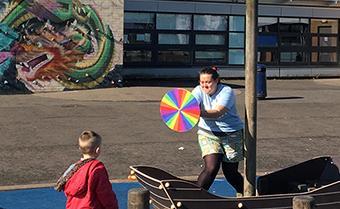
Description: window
xmin=312 ymin=52 xmax=337 ymax=63
xmin=158 ymin=51 xmax=190 ymax=64
xmin=279 ymin=18 xmax=309 ymax=33
xmin=228 ymin=16 xmax=244 ymax=65
xmin=258 ymin=17 xmax=278 ymax=32
xmin=229 ymin=49 xmax=244 ymax=65
xmin=124 ymin=13 xmax=155 ymax=66
xmin=158 ymin=34 xmax=189 ymax=45
xmin=195 ymin=34 xmax=225 ymax=45
xmin=280 ymin=52 xmax=307 ymax=63
xmin=311 ymin=19 xmax=338 ymax=65
xmin=311 ymin=52 xmax=318 ymax=63
xmin=124 ymin=33 xmax=151 ymax=44
xmin=274 ymin=18 xmax=311 ymax=64
xmin=311 ymin=28 xmax=337 ymax=47
xmin=124 ymin=12 xmax=154 ymax=29
xmin=319 ymin=36 xmax=337 ymax=47
xmin=320 ymin=52 xmax=337 ymax=62
xmin=229 ymin=16 xmax=244 ymax=32
xmin=280 ymin=34 xmax=307 ymax=46
xmin=311 ymin=19 xmax=338 ymax=34
xmin=124 ymin=50 xmax=152 ymax=63
xmin=195 ymin=51 xmax=226 ymax=64
xmin=157 ymin=14 xmax=191 ymax=30
xmin=258 ymin=34 xmax=278 ymax=47
xmin=229 ymin=33 xmax=244 ymax=48
xmin=124 ymin=13 xmax=339 ymax=68
xmin=258 ymin=17 xmax=279 ymax=65
xmin=312 ymin=36 xmax=318 ymax=47
xmin=194 ymin=15 xmax=228 ymax=31
xmin=258 ymin=51 xmax=278 ymax=63
xmin=279 ymin=18 xmax=309 ymax=47
xmin=193 ymin=15 xmax=229 ymax=65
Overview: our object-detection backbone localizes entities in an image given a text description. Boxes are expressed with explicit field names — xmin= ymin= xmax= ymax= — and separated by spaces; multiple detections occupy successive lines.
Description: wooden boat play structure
xmin=130 ymin=156 xmax=340 ymax=209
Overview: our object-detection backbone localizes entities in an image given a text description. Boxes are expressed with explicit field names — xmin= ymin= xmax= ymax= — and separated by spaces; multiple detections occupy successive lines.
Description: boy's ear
xmin=95 ymin=146 xmax=100 ymax=154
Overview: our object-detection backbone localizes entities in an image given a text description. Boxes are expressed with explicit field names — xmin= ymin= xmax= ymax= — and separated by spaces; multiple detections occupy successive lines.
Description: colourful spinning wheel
xmin=160 ymin=88 xmax=200 ymax=132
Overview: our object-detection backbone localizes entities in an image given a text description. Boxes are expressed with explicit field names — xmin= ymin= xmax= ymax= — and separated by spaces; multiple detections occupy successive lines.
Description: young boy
xmin=55 ymin=130 xmax=118 ymax=209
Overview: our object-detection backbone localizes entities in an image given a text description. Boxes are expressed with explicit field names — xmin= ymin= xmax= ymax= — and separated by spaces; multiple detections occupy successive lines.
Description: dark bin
xmin=256 ymin=64 xmax=267 ymax=99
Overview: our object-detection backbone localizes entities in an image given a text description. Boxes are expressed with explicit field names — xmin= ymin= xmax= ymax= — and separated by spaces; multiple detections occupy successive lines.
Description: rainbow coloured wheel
xmin=160 ymin=88 xmax=200 ymax=132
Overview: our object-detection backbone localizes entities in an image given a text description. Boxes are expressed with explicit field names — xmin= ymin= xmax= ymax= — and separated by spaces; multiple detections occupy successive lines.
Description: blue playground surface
xmin=0 ymin=179 xmax=235 ymax=209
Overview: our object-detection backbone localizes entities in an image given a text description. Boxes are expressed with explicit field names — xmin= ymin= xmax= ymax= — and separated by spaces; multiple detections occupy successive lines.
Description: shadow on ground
xmin=261 ymin=96 xmax=304 ymax=101
xmin=0 ymin=90 xmax=31 ymax=95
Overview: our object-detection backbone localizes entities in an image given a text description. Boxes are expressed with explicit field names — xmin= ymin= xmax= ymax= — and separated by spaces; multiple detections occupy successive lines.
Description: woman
xmin=191 ymin=66 xmax=244 ymax=196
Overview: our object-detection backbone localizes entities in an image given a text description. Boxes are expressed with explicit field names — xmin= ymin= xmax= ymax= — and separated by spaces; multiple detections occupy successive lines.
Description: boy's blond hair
xmin=78 ymin=130 xmax=102 ymax=154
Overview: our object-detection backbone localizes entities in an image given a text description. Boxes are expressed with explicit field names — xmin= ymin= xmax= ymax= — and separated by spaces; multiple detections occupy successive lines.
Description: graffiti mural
xmin=0 ymin=0 xmax=123 ymax=92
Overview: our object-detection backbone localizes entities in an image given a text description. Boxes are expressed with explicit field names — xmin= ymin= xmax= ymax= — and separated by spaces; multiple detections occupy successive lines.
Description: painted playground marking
xmin=0 ymin=179 xmax=234 ymax=209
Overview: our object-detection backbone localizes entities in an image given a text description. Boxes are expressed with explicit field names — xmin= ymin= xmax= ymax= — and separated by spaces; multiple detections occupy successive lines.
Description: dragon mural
xmin=0 ymin=0 xmax=122 ymax=92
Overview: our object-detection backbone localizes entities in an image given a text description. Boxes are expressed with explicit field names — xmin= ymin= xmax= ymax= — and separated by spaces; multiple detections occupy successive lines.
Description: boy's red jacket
xmin=64 ymin=159 xmax=119 ymax=209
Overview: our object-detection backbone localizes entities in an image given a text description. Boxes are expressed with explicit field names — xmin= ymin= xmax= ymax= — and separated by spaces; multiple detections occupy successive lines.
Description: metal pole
xmin=128 ymin=188 xmax=150 ymax=209
xmin=244 ymin=0 xmax=258 ymax=197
